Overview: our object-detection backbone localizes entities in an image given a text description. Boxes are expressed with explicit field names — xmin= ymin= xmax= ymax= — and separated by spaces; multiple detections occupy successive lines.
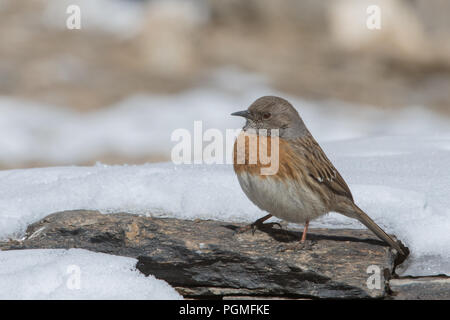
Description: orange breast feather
xmin=233 ymin=132 xmax=305 ymax=180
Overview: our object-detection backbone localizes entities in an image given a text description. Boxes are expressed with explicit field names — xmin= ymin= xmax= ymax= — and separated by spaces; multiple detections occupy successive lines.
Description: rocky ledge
xmin=1 ymin=210 xmax=446 ymax=300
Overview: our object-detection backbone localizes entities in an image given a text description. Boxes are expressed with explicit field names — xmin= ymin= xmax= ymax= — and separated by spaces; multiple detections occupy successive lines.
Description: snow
xmin=0 ymin=135 xmax=449 ymax=277
xmin=0 ymin=68 xmax=448 ymax=166
xmin=0 ymin=163 xmax=254 ymax=240
xmin=0 ymin=248 xmax=182 ymax=300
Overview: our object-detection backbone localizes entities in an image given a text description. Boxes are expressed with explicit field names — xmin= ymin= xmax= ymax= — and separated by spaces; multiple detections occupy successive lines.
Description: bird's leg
xmin=236 ymin=214 xmax=281 ymax=234
xmin=277 ymin=220 xmax=313 ymax=252
xmin=301 ymin=220 xmax=309 ymax=242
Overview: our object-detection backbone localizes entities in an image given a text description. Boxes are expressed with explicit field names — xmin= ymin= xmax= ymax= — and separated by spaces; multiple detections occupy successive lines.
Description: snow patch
xmin=0 ymin=249 xmax=182 ymax=300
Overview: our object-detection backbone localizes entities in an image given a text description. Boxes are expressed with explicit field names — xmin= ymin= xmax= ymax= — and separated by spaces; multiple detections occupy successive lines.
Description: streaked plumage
xmin=232 ymin=96 xmax=406 ymax=256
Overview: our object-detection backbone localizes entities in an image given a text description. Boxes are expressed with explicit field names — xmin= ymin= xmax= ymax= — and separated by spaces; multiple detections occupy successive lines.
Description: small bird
xmin=232 ymin=96 xmax=406 ymax=256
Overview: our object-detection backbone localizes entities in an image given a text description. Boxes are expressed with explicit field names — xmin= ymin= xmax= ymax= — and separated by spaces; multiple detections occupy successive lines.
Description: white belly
xmin=236 ymin=171 xmax=328 ymax=223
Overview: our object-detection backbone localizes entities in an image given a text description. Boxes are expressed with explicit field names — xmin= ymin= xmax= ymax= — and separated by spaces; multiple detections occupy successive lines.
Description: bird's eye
xmin=262 ymin=112 xmax=271 ymax=120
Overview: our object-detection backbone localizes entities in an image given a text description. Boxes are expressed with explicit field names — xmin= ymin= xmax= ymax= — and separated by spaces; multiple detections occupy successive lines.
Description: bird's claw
xmin=236 ymin=221 xmax=282 ymax=235
xmin=251 ymin=222 xmax=282 ymax=235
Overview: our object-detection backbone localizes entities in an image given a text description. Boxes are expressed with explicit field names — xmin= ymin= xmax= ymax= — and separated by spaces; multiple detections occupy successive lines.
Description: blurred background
xmin=1 ymin=0 xmax=450 ymax=169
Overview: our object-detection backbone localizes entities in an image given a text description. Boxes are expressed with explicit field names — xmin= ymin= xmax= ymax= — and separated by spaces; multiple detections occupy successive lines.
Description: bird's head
xmin=231 ymin=96 xmax=309 ymax=138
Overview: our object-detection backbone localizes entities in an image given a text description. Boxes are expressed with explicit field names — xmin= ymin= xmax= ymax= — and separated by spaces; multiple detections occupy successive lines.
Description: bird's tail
xmin=348 ymin=204 xmax=407 ymax=256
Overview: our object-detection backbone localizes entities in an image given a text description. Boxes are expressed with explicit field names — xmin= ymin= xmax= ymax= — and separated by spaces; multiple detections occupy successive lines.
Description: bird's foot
xmin=236 ymin=222 xmax=282 ymax=235
xmin=276 ymin=240 xmax=316 ymax=252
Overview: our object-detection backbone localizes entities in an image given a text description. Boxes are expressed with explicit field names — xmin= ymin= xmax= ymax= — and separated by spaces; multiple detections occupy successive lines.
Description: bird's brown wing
xmin=287 ymin=136 xmax=406 ymax=256
xmin=290 ymin=136 xmax=354 ymax=201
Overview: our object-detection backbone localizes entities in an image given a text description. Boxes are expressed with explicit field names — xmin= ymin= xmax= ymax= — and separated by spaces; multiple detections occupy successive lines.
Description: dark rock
xmin=389 ymin=277 xmax=450 ymax=300
xmin=0 ymin=210 xmax=401 ymax=299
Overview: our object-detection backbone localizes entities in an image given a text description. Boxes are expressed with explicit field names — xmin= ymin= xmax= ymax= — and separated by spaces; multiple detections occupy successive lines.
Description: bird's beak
xmin=231 ymin=110 xmax=253 ymax=120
